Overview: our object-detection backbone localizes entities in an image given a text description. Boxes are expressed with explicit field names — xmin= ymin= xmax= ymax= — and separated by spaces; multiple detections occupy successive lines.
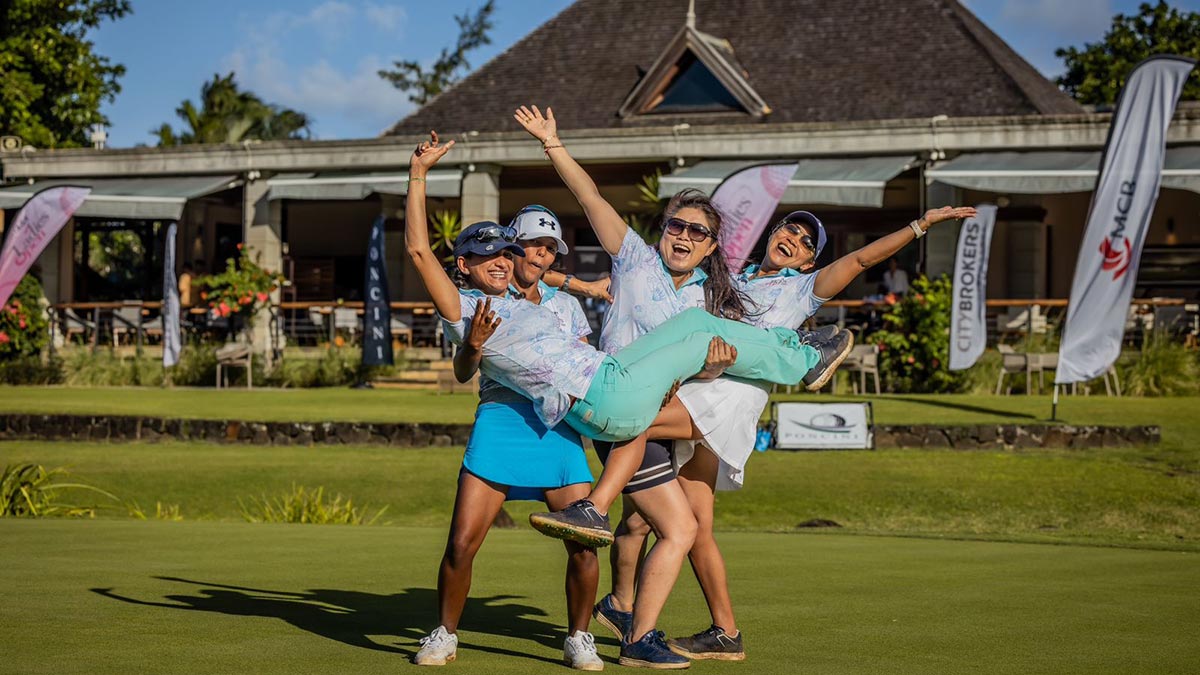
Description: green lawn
xmin=1 ymin=520 xmax=1195 ymax=675
xmin=2 ymin=440 xmax=1196 ymax=551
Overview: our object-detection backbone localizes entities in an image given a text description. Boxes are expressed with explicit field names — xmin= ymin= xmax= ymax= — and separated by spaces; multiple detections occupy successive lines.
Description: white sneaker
xmin=564 ymin=630 xmax=604 ymax=671
xmin=414 ymin=626 xmax=458 ymax=666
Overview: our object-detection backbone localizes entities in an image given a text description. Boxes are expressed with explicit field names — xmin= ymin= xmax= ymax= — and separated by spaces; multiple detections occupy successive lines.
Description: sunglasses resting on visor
xmin=664 ymin=217 xmax=715 ymax=242
xmin=467 ymin=223 xmax=518 ymax=243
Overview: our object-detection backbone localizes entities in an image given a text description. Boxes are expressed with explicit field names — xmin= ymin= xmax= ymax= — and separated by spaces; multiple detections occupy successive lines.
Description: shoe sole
xmin=529 ymin=513 xmax=614 ymax=548
xmin=804 ymin=331 xmax=855 ymax=392
xmin=564 ymin=656 xmax=605 ymax=671
xmin=618 ymin=656 xmax=690 ymax=669
xmin=666 ymin=644 xmax=746 ymax=661
xmin=593 ymin=606 xmax=628 ymax=640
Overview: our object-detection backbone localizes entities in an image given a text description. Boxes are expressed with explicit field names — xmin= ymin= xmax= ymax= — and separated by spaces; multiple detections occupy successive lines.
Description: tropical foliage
xmin=871 ymin=275 xmax=964 ymax=394
xmin=154 ymin=72 xmax=311 ymax=146
xmin=0 ymin=275 xmax=49 ymax=359
xmin=194 ymin=245 xmax=284 ymax=321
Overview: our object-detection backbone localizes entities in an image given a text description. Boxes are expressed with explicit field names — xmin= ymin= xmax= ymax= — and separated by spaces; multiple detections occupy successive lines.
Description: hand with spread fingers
xmin=920 ymin=206 xmax=977 ymax=228
xmin=466 ymin=296 xmax=502 ymax=351
xmin=410 ymin=130 xmax=455 ymax=173
xmin=513 ymin=105 xmax=557 ymax=144
xmin=697 ymin=337 xmax=738 ymax=380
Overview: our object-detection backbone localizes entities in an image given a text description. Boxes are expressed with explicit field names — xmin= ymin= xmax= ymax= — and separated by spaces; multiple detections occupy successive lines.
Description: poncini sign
xmin=949 ymin=204 xmax=997 ymax=371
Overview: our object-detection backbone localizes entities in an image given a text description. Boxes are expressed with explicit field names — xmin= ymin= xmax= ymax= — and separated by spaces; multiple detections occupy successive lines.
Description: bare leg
xmin=610 ymin=495 xmax=651 ymax=613
xmin=438 ymin=471 xmax=508 ymax=633
xmin=545 ymin=482 xmax=599 ymax=634
xmin=626 ymin=480 xmax=698 ymax=642
xmin=677 ymin=444 xmax=737 ymax=634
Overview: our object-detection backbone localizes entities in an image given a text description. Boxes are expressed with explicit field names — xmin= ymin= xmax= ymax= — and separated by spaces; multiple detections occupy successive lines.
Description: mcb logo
xmin=1099 ymin=235 xmax=1132 ymax=280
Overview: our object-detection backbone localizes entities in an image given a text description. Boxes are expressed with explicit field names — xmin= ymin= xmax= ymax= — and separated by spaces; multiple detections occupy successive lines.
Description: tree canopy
xmin=154 ymin=73 xmax=311 ymax=146
xmin=0 ymin=0 xmax=129 ymax=148
xmin=1056 ymin=1 xmax=1200 ymax=105
xmin=377 ymin=0 xmax=495 ymax=106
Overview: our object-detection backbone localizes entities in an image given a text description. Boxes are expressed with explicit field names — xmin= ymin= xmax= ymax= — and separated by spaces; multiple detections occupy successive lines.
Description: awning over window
xmin=267 ymin=170 xmax=463 ymax=201
xmin=0 ymin=175 xmax=240 ymax=220
xmin=927 ymin=147 xmax=1200 ymax=195
xmin=658 ymin=156 xmax=918 ymax=208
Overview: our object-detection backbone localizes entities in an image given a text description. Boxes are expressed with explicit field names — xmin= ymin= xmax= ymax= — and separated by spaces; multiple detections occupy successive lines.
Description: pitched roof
xmin=385 ymin=0 xmax=1082 ymax=137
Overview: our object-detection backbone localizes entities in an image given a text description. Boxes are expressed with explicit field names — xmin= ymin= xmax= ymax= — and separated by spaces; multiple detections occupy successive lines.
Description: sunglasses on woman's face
xmin=778 ymin=222 xmax=817 ymax=252
xmin=469 ymin=224 xmax=518 ymax=243
xmin=664 ymin=217 xmax=715 ymax=243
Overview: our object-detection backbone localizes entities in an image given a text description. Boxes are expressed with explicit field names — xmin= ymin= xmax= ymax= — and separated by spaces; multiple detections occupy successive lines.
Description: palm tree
xmin=154 ymin=73 xmax=311 ymax=146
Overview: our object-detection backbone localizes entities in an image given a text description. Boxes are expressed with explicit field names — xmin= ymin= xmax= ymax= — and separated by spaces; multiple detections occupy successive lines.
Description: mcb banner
xmin=0 ymin=186 xmax=90 ymax=307
xmin=1057 ymin=56 xmax=1196 ymax=384
xmin=712 ymin=163 xmax=799 ymax=270
xmin=949 ymin=205 xmax=997 ymax=371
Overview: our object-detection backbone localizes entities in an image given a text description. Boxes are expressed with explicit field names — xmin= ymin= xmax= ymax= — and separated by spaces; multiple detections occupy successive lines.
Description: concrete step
xmin=400 ymin=347 xmax=445 ymax=361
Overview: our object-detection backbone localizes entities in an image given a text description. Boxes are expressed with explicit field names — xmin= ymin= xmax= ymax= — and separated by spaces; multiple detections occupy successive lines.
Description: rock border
xmin=0 ymin=414 xmax=1161 ymax=449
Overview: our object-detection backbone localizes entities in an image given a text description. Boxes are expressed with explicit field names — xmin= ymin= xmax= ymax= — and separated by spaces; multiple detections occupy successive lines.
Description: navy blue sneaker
xmin=620 ymin=629 xmax=690 ymax=669
xmin=529 ymin=499 xmax=613 ymax=548
xmin=801 ymin=327 xmax=854 ymax=391
xmin=592 ymin=593 xmax=632 ymax=640
xmin=667 ymin=625 xmax=745 ymax=661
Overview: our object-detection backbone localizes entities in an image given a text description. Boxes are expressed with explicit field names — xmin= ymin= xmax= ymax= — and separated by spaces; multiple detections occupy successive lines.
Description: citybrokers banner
xmin=712 ymin=163 xmax=799 ymax=270
xmin=362 ymin=215 xmax=393 ymax=366
xmin=948 ymin=204 xmax=997 ymax=370
xmin=1057 ymin=55 xmax=1196 ymax=384
xmin=0 ymin=186 xmax=90 ymax=307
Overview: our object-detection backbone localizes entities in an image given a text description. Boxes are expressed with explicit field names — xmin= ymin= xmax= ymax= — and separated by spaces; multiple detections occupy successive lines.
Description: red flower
xmin=236 ymin=243 xmax=244 ymax=251
xmin=256 ymin=291 xmax=268 ymax=303
xmin=907 ymin=355 xmax=915 ymax=364
xmin=876 ymin=343 xmax=887 ymax=352
xmin=218 ymin=302 xmax=232 ymax=317
xmin=18 ymin=318 xmax=26 ymax=329
xmin=239 ymin=295 xmax=252 ymax=305
xmin=0 ymin=331 xmax=9 ymax=344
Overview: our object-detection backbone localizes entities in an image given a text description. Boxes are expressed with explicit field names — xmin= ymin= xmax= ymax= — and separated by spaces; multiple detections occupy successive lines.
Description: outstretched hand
xmin=922 ymin=206 xmax=977 ymax=227
xmin=513 ymin=105 xmax=557 ymax=143
xmin=466 ymin=297 xmax=501 ymax=350
xmin=411 ymin=130 xmax=455 ymax=172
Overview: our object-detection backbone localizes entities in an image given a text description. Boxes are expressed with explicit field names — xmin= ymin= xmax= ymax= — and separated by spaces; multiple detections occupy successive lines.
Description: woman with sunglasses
xmin=594 ymin=205 xmax=974 ymax=662
xmin=513 ymin=106 xmax=852 ymax=668
xmin=415 ymin=203 xmax=609 ymax=669
xmin=406 ymin=131 xmax=848 ymax=668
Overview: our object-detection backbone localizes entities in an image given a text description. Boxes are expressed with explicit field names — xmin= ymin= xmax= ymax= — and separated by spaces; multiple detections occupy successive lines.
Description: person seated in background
xmin=883 ymin=258 xmax=909 ymax=296
xmin=178 ymin=263 xmax=196 ymax=308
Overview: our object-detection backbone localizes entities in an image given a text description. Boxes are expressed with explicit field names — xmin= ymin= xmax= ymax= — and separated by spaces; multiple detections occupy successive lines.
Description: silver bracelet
xmin=909 ymin=219 xmax=927 ymax=239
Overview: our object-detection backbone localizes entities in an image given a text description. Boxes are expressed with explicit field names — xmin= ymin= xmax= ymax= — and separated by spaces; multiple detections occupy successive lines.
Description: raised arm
xmin=405 ymin=131 xmax=464 ymax=321
xmin=812 ymin=206 xmax=976 ymax=299
xmin=514 ymin=106 xmax=628 ymax=255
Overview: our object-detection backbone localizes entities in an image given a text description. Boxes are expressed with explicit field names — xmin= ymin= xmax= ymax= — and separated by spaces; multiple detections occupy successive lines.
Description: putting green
xmin=2 ymin=520 xmax=1195 ymax=674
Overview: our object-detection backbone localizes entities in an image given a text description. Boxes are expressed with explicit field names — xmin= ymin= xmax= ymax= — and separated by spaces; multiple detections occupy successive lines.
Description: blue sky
xmin=93 ymin=0 xmax=1200 ymax=148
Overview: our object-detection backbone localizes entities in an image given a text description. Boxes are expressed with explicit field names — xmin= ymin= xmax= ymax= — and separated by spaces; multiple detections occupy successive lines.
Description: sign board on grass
xmin=772 ymin=402 xmax=874 ymax=450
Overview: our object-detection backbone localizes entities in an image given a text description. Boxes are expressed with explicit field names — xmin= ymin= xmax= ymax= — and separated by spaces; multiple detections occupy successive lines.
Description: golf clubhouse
xmin=3 ymin=0 xmax=1200 ymax=351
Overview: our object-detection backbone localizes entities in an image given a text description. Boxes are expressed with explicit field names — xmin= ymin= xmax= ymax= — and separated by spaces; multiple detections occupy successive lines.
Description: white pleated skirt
xmin=674 ymin=377 xmax=772 ymax=491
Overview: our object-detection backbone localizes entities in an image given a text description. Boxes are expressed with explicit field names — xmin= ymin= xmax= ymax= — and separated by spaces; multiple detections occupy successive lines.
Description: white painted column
xmin=460 ymin=164 xmax=501 ymax=226
xmin=242 ymin=178 xmax=283 ymax=360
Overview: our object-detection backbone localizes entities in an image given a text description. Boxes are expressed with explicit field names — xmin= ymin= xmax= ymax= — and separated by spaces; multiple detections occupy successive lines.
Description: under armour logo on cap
xmin=540 ymin=217 xmax=557 ymax=231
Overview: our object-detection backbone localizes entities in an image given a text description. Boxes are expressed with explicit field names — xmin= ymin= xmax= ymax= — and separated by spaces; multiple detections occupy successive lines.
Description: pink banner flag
xmin=0 ymin=186 xmax=90 ymax=307
xmin=712 ymin=163 xmax=799 ymax=269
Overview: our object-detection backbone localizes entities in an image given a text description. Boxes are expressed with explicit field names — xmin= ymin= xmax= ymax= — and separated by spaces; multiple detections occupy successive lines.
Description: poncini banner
xmin=362 ymin=215 xmax=393 ymax=366
xmin=949 ymin=204 xmax=997 ymax=371
xmin=0 ymin=186 xmax=90 ymax=307
xmin=1057 ymin=56 xmax=1196 ymax=384
xmin=711 ymin=163 xmax=799 ymax=270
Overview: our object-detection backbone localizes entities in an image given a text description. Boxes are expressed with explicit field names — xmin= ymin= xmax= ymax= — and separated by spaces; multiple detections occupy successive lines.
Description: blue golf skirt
xmin=463 ymin=400 xmax=593 ymax=502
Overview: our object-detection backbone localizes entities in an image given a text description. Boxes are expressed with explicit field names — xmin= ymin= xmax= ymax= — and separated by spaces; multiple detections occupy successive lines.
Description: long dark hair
xmin=662 ymin=189 xmax=751 ymax=321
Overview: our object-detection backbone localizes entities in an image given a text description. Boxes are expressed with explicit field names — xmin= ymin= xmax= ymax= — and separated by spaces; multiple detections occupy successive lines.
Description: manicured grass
xmin=1 ymin=519 xmax=1195 ymax=675
xmin=2 ymin=440 xmax=1196 ymax=551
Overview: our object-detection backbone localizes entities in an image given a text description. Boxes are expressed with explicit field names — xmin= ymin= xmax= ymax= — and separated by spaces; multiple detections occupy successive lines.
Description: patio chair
xmin=61 ymin=307 xmax=96 ymax=344
xmin=842 ymin=344 xmax=881 ymax=394
xmin=391 ymin=315 xmax=414 ymax=348
xmin=215 ymin=343 xmax=252 ymax=389
xmin=998 ymin=306 xmax=1047 ymax=337
xmin=995 ymin=344 xmax=1039 ymax=395
xmin=333 ymin=307 xmax=360 ymax=344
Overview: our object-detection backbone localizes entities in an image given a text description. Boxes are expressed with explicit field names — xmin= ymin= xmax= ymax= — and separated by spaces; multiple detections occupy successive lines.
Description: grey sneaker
xmin=801 ymin=328 xmax=854 ymax=391
xmin=797 ymin=324 xmax=840 ymax=347
xmin=564 ymin=630 xmax=604 ymax=671
xmin=529 ymin=499 xmax=613 ymax=548
xmin=667 ymin=625 xmax=745 ymax=661
xmin=593 ymin=593 xmax=633 ymax=640
xmin=414 ymin=625 xmax=458 ymax=666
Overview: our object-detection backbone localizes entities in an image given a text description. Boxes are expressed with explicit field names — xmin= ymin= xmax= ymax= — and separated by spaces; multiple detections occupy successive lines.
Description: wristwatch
xmin=909 ymin=219 xmax=927 ymax=238
xmin=560 ymin=274 xmax=575 ymax=291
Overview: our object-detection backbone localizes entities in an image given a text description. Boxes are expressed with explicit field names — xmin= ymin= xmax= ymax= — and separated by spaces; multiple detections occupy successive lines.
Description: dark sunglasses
xmin=777 ymin=222 xmax=817 ymax=252
xmin=468 ymin=223 xmax=518 ymax=243
xmin=664 ymin=217 xmax=715 ymax=242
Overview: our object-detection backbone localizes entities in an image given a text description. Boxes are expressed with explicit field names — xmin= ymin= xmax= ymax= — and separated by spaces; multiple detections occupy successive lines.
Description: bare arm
xmin=452 ymin=297 xmax=501 ymax=383
xmin=514 ymin=106 xmax=628 ymax=255
xmin=404 ymin=131 xmax=464 ymax=322
xmin=541 ymin=270 xmax=613 ymax=302
xmin=813 ymin=206 xmax=976 ymax=299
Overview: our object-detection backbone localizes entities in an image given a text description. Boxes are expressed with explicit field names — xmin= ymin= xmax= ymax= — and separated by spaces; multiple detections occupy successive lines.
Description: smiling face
xmin=763 ymin=222 xmax=818 ymax=272
xmin=513 ymin=236 xmax=559 ymax=286
xmin=658 ymin=206 xmax=719 ymax=273
xmin=456 ymin=251 xmax=515 ymax=295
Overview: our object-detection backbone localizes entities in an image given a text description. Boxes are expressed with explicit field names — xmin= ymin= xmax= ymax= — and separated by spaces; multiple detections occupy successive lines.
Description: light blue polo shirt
xmin=737 ymin=264 xmax=829 ymax=330
xmin=477 ymin=281 xmax=593 ymax=405
xmin=442 ymin=289 xmax=604 ymax=429
xmin=599 ymin=228 xmax=708 ymax=354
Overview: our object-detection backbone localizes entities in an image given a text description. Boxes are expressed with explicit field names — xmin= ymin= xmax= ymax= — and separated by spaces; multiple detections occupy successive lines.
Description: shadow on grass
xmin=92 ymin=577 xmax=583 ymax=666
xmin=887 ymin=396 xmax=1040 ymax=421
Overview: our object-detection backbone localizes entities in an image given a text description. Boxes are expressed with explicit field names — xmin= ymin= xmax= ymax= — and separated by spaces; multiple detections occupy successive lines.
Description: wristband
xmin=909 ymin=219 xmax=926 ymax=239
xmin=560 ymin=274 xmax=574 ymax=292
xmin=408 ymin=176 xmax=427 ymax=183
